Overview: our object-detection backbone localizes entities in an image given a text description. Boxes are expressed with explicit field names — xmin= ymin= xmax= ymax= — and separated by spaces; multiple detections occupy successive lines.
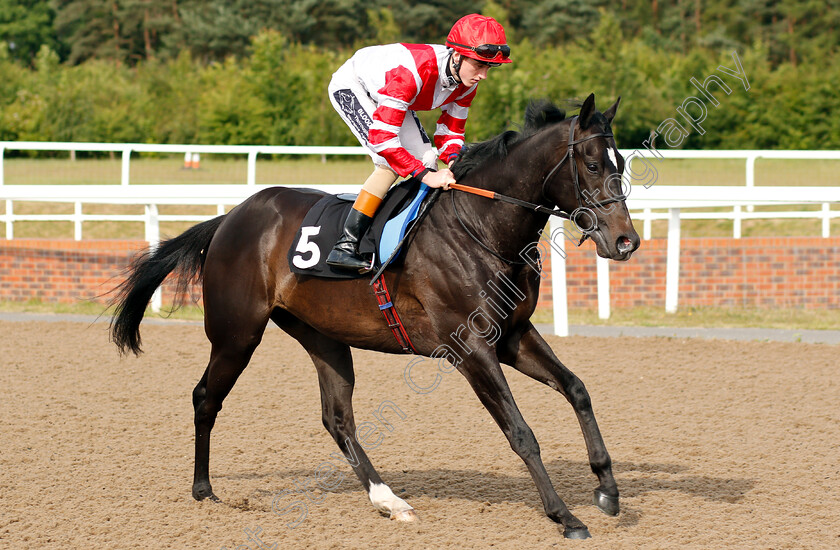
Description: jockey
xmin=326 ymin=13 xmax=512 ymax=271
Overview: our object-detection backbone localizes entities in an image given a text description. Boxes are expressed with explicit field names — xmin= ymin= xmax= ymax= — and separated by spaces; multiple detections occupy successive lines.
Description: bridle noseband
xmin=450 ymin=115 xmax=627 ymax=264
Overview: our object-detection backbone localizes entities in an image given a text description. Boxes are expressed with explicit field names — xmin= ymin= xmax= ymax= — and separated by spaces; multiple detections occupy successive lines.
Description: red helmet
xmin=446 ymin=14 xmax=512 ymax=64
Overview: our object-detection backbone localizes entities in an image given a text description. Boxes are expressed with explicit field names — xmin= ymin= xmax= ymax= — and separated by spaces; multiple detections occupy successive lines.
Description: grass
xmin=652 ymin=158 xmax=840 ymax=187
xmin=1 ymin=155 xmax=375 ymax=186
xmin=530 ymin=306 xmax=840 ymax=331
xmin=5 ymin=155 xmax=840 ymax=186
xmin=0 ymin=298 xmax=205 ymax=321
xmin=2 ymin=299 xmax=836 ymax=332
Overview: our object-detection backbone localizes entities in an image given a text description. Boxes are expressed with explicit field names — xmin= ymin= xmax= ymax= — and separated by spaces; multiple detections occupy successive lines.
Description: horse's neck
xmin=447 ymin=157 xmax=552 ymax=263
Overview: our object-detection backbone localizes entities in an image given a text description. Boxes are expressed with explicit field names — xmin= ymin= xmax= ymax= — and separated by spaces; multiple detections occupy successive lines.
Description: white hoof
xmin=390 ymin=508 xmax=419 ymax=522
xmin=369 ymin=482 xmax=417 ymax=523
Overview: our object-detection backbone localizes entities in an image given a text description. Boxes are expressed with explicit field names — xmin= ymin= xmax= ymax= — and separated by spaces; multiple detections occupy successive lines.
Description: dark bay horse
xmin=110 ymin=93 xmax=640 ymax=539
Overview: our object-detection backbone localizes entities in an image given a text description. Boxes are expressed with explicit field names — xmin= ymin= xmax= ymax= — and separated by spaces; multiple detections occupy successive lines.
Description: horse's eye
xmin=586 ymin=163 xmax=598 ymax=173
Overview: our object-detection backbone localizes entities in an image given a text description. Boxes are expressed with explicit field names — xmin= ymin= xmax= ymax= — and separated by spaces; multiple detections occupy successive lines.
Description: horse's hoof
xmin=192 ymin=484 xmax=218 ymax=502
xmin=390 ymin=508 xmax=419 ymax=522
xmin=563 ymin=527 xmax=592 ymax=539
xmin=594 ymin=489 xmax=620 ymax=516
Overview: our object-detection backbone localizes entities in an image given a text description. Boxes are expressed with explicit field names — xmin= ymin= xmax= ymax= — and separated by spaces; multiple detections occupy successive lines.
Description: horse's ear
xmin=603 ymin=96 xmax=621 ymax=124
xmin=579 ymin=93 xmax=596 ymax=129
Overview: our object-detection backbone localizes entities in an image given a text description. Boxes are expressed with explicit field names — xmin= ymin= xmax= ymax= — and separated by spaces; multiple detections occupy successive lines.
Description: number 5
xmin=293 ymin=226 xmax=321 ymax=269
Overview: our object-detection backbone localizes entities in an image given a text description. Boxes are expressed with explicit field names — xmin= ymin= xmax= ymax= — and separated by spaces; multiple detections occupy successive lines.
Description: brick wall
xmin=536 ymin=236 xmax=840 ymax=310
xmin=2 ymin=237 xmax=839 ymax=310
xmin=0 ymin=239 xmax=196 ymax=306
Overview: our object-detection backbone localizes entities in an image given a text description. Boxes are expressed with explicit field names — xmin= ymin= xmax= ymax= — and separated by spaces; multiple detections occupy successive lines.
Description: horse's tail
xmin=110 ymin=215 xmax=225 ymax=356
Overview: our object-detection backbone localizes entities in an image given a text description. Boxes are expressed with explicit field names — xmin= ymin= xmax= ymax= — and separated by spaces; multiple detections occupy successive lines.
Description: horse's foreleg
xmin=192 ymin=318 xmax=268 ymax=501
xmin=275 ymin=313 xmax=417 ymax=522
xmin=499 ymin=323 xmax=619 ymax=517
xmin=457 ymin=351 xmax=590 ymax=539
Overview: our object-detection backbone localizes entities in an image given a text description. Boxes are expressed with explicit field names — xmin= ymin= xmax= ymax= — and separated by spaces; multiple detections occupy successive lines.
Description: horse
xmin=109 ymin=93 xmax=640 ymax=540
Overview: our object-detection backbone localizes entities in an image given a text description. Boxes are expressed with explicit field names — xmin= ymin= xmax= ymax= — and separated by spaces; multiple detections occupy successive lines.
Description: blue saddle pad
xmin=378 ymin=183 xmax=430 ymax=264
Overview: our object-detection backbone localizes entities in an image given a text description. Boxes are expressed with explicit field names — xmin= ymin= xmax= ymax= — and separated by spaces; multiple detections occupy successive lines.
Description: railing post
xmin=549 ymin=216 xmax=569 ymax=337
xmin=74 ymin=202 xmax=82 ymax=241
xmin=597 ymin=255 xmax=610 ymax=319
xmin=4 ymin=199 xmax=12 ymax=239
xmin=247 ymin=151 xmax=257 ymax=186
xmin=746 ymin=155 xmax=756 ymax=213
xmin=121 ymin=148 xmax=131 ymax=186
xmin=823 ymin=203 xmax=830 ymax=238
xmin=733 ymin=205 xmax=742 ymax=238
xmin=665 ymin=207 xmax=681 ymax=314
xmin=145 ymin=204 xmax=162 ymax=312
xmin=643 ymin=208 xmax=652 ymax=240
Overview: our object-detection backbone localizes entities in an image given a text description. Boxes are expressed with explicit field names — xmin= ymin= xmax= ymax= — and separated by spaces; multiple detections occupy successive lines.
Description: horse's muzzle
xmin=591 ymin=228 xmax=640 ymax=261
xmin=613 ymin=233 xmax=640 ymax=260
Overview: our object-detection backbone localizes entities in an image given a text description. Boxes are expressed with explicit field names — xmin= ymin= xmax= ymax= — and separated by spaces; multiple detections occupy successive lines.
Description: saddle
xmin=288 ymin=178 xmax=432 ymax=279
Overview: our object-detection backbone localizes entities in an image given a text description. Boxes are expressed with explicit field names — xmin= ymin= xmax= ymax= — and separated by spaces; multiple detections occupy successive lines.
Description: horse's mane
xmin=452 ymin=99 xmax=575 ymax=179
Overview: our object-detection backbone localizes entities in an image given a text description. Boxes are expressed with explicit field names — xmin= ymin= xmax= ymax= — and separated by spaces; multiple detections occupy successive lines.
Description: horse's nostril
xmin=616 ymin=236 xmax=634 ymax=253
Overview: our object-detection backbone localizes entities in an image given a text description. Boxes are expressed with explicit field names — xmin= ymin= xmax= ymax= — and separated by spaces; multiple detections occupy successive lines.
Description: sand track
xmin=1 ymin=320 xmax=838 ymax=548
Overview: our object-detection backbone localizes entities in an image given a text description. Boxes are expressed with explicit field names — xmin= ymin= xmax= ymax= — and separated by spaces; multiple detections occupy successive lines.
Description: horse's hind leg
xmin=499 ymin=323 xmax=619 ymax=517
xmin=272 ymin=311 xmax=417 ymax=522
xmin=192 ymin=313 xmax=270 ymax=501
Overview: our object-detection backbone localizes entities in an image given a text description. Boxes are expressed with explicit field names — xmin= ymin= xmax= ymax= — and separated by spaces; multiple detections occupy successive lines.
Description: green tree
xmin=0 ymin=0 xmax=62 ymax=63
xmin=53 ymin=0 xmax=181 ymax=65
xmin=247 ymin=30 xmax=348 ymax=146
xmin=0 ymin=43 xmax=43 ymax=139
xmin=174 ymin=0 xmax=284 ymax=62
xmin=197 ymin=57 xmax=271 ymax=144
xmin=134 ymin=50 xmax=203 ymax=143
xmin=285 ymin=0 xmax=371 ymax=48
xmin=365 ymin=7 xmax=400 ymax=46
xmin=520 ymin=0 xmax=604 ymax=46
xmin=384 ymin=0 xmax=486 ymax=43
xmin=53 ymin=0 xmax=124 ymax=64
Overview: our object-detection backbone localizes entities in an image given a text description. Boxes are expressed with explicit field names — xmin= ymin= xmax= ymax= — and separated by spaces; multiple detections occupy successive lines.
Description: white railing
xmin=0 ymin=141 xmax=366 ymax=240
xmin=626 ymin=149 xmax=840 ymax=239
xmin=0 ymin=183 xmax=360 ymax=240
xmin=2 ymin=142 xmax=839 ymax=333
xmin=0 ymin=141 xmax=369 ymax=187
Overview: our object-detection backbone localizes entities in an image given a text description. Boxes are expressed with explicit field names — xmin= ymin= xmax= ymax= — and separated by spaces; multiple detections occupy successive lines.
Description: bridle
xmin=450 ymin=115 xmax=627 ymax=264
xmin=541 ymin=116 xmax=627 ymax=218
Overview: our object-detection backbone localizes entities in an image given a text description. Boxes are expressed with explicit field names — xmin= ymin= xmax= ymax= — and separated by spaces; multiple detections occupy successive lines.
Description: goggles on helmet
xmin=448 ymin=42 xmax=511 ymax=61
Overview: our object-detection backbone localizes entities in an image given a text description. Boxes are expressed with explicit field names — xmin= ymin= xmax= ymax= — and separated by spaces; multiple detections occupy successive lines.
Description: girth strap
xmin=371 ymin=275 xmax=416 ymax=354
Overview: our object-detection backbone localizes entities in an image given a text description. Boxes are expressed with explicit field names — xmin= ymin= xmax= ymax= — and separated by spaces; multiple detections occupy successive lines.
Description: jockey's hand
xmin=422 ymin=168 xmax=456 ymax=190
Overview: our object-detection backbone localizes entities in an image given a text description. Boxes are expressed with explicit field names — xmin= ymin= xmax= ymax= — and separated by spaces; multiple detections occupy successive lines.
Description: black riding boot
xmin=326 ymin=208 xmax=374 ymax=271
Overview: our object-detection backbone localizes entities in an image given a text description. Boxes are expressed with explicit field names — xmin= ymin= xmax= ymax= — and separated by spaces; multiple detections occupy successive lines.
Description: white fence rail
xmin=2 ymin=142 xmax=839 ymax=333
xmin=0 ymin=141 xmax=370 ymax=187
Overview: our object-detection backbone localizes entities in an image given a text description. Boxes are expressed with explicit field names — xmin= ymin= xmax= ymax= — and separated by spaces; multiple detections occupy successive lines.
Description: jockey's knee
xmin=362 ymin=165 xmax=398 ymax=198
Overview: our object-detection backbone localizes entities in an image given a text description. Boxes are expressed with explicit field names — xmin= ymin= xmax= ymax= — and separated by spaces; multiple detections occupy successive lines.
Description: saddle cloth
xmin=287 ymin=178 xmax=430 ymax=279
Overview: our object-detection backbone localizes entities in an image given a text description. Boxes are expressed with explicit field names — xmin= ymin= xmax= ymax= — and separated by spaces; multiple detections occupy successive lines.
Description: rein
xmin=449 ymin=182 xmax=571 ymax=219
xmin=450 ymin=116 xmax=626 ymax=262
